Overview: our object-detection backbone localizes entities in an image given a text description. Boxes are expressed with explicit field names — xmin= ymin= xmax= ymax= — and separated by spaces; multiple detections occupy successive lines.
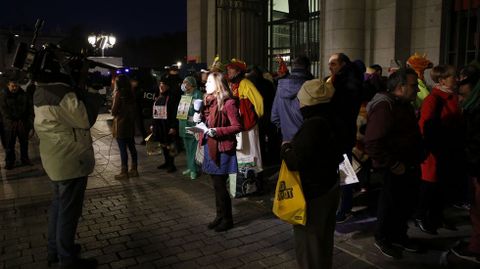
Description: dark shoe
xmin=374 ymin=240 xmax=402 ymax=259
xmin=442 ymin=220 xmax=458 ymax=231
xmin=415 ymin=219 xmax=438 ymax=235
xmin=21 ymin=159 xmax=33 ymax=166
xmin=166 ymin=166 xmax=177 ymax=173
xmin=47 ymin=244 xmax=82 ymax=266
xmin=157 ymin=163 xmax=169 ymax=169
xmin=207 ymin=217 xmax=223 ymax=230
xmin=392 ymin=238 xmax=421 ymax=253
xmin=451 ymin=242 xmax=480 ymax=264
xmin=5 ymin=164 xmax=14 ymax=170
xmin=214 ymin=220 xmax=233 ymax=232
xmin=336 ymin=212 xmax=353 ymax=224
xmin=59 ymin=258 xmax=98 ymax=269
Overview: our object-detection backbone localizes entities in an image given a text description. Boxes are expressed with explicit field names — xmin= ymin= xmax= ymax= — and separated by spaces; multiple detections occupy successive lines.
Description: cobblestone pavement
xmin=0 ymin=114 xmax=476 ymax=268
xmin=0 ymin=115 xmax=375 ymax=269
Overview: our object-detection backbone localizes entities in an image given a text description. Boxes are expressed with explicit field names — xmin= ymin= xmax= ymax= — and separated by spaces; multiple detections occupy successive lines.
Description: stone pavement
xmin=0 ymin=114 xmax=476 ymax=269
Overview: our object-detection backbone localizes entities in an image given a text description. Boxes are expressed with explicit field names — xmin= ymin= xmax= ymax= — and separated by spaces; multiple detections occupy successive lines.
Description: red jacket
xmin=418 ymin=87 xmax=462 ymax=182
xmin=201 ymin=97 xmax=242 ymax=152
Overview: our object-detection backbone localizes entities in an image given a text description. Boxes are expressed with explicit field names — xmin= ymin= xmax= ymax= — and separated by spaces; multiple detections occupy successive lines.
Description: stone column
xmin=322 ymin=0 xmax=366 ymax=76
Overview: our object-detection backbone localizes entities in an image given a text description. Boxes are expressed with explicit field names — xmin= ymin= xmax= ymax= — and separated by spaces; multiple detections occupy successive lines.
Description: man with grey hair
xmin=365 ymin=68 xmax=425 ymax=259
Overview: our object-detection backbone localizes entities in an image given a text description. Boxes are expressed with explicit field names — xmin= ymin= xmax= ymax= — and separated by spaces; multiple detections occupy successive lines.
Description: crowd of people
xmin=2 ymin=50 xmax=480 ymax=268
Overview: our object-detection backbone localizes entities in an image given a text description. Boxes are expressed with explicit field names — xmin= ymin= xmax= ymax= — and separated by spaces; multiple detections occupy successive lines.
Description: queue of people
xmin=3 ymin=52 xmax=480 ymax=269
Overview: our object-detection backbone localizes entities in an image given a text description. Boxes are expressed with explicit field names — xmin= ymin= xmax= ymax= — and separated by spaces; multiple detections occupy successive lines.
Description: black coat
xmin=464 ymin=104 xmax=480 ymax=177
xmin=281 ymin=113 xmax=342 ymax=200
xmin=152 ymin=90 xmax=180 ymax=144
xmin=0 ymin=88 xmax=33 ymax=130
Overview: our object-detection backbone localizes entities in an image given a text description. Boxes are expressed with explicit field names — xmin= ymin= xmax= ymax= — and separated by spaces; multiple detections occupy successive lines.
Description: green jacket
xmin=33 ymin=82 xmax=96 ymax=181
xmin=178 ymin=89 xmax=203 ymax=138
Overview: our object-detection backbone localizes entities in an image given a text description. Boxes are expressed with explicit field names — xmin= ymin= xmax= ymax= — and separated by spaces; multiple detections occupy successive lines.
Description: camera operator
xmin=32 ymin=48 xmax=102 ymax=269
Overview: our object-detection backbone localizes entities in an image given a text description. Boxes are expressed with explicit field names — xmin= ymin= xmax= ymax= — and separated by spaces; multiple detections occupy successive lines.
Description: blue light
xmin=125 ymin=68 xmax=130 ymax=73
xmin=116 ymin=70 xmax=121 ymax=74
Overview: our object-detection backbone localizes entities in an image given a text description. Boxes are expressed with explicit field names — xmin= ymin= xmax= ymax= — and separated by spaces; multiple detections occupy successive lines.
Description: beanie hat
xmin=183 ymin=76 xmax=197 ymax=88
xmin=297 ymin=78 xmax=335 ymax=107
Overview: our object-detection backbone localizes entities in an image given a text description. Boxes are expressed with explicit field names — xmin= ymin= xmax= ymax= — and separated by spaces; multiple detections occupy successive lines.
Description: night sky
xmin=0 ymin=0 xmax=187 ymax=38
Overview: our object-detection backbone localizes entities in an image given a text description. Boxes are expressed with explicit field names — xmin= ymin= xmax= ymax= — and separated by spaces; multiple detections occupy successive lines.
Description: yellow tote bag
xmin=272 ymin=161 xmax=307 ymax=225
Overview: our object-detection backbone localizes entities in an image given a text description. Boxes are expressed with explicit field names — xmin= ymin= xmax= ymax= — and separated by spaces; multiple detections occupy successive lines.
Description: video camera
xmin=12 ymin=19 xmax=116 ymax=90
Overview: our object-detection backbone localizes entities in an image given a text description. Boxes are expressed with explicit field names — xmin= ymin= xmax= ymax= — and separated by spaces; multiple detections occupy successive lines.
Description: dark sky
xmin=0 ymin=0 xmax=187 ymax=38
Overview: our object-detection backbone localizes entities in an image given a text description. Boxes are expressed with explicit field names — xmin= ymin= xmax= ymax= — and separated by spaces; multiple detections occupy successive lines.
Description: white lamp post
xmin=88 ymin=33 xmax=116 ymax=57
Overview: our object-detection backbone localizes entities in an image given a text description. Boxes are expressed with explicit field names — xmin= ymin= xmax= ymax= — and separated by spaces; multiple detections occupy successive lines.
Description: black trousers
xmin=415 ymin=181 xmax=443 ymax=228
xmin=4 ymin=124 xmax=29 ymax=165
xmin=211 ymin=174 xmax=232 ymax=221
xmin=375 ymin=167 xmax=420 ymax=243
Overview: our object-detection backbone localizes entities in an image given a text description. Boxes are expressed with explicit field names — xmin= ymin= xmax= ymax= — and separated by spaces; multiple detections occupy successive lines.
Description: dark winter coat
xmin=0 ymin=88 xmax=33 ymax=130
xmin=364 ymin=92 xmax=425 ymax=169
xmin=464 ymin=103 xmax=480 ymax=178
xmin=330 ymin=63 xmax=363 ymax=152
xmin=281 ymin=105 xmax=342 ymax=200
xmin=152 ymin=90 xmax=180 ymax=144
xmin=111 ymin=90 xmax=136 ymax=139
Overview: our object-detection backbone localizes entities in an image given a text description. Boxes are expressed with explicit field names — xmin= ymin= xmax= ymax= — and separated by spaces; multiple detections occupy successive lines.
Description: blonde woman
xmin=194 ymin=72 xmax=242 ymax=232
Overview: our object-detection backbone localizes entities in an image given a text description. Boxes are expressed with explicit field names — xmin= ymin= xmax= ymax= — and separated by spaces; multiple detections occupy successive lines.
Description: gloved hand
xmin=206 ymin=128 xmax=217 ymax=137
xmin=193 ymin=112 xmax=202 ymax=123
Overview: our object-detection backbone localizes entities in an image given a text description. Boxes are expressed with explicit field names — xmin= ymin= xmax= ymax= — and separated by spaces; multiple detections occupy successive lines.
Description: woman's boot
xmin=129 ymin=163 xmax=139 ymax=177
xmin=115 ymin=166 xmax=129 ymax=180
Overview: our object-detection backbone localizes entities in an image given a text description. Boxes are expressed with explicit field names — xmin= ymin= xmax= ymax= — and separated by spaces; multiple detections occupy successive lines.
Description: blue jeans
xmin=47 ymin=177 xmax=88 ymax=264
xmin=117 ymin=137 xmax=137 ymax=168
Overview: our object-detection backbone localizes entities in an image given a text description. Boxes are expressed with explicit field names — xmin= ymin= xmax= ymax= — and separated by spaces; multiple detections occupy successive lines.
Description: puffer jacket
xmin=33 ymin=82 xmax=95 ymax=181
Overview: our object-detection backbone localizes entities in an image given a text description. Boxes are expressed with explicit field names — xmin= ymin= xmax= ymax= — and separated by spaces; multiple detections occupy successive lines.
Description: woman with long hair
xmin=112 ymin=75 xmax=138 ymax=180
xmin=196 ymin=72 xmax=242 ymax=232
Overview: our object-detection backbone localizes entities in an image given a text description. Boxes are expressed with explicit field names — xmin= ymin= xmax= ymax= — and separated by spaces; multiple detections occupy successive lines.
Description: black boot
xmin=214 ymin=219 xmax=233 ymax=232
xmin=207 ymin=217 xmax=223 ymax=229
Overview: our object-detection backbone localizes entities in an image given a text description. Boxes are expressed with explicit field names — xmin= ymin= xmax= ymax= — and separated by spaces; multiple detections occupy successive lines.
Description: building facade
xmin=188 ymin=0 xmax=479 ymax=78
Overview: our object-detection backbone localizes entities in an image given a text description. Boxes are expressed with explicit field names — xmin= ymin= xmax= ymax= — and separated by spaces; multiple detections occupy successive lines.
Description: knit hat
xmin=183 ymin=76 xmax=197 ymax=88
xmin=297 ymin=78 xmax=335 ymax=107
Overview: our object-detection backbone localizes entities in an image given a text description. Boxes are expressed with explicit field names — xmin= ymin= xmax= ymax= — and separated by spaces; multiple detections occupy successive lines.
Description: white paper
xmin=339 ymin=154 xmax=360 ymax=186
xmin=185 ymin=122 xmax=209 ymax=133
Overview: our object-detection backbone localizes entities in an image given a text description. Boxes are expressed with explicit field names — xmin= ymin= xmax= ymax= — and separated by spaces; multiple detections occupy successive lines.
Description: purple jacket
xmin=271 ymin=69 xmax=313 ymax=141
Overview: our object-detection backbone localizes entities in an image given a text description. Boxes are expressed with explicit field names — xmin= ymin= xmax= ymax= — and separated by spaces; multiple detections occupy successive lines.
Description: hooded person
xmin=281 ymin=78 xmax=343 ymax=269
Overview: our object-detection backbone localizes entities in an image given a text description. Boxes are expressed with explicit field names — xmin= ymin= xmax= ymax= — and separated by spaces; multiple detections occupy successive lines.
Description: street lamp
xmin=88 ymin=33 xmax=116 ymax=57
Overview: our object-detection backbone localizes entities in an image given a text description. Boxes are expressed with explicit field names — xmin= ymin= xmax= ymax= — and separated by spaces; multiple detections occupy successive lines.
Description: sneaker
xmin=451 ymin=243 xmax=480 ymax=264
xmin=182 ymin=169 xmax=191 ymax=175
xmin=453 ymin=203 xmax=471 ymax=211
xmin=392 ymin=238 xmax=421 ymax=253
xmin=336 ymin=213 xmax=353 ymax=224
xmin=59 ymin=258 xmax=98 ymax=269
xmin=414 ymin=219 xmax=438 ymax=235
xmin=374 ymin=240 xmax=402 ymax=259
xmin=190 ymin=172 xmax=197 ymax=180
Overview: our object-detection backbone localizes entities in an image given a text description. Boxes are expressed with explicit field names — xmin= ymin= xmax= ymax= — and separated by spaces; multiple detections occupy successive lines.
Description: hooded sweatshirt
xmin=271 ymin=69 xmax=313 ymax=141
